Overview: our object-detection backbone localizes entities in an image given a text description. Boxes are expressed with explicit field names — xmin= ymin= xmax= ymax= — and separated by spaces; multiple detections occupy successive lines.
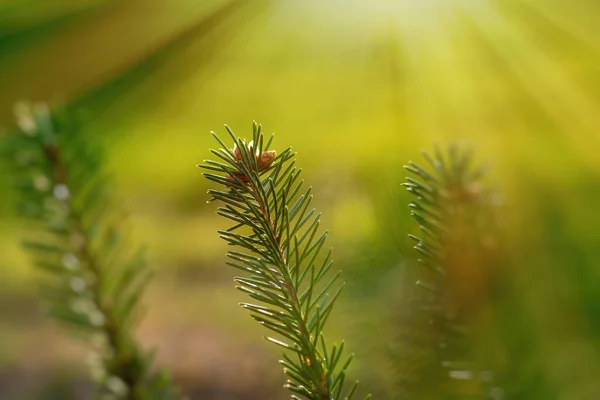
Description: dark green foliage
xmin=200 ymin=123 xmax=369 ymax=400
xmin=399 ymin=145 xmax=501 ymax=399
xmin=3 ymin=103 xmax=179 ymax=400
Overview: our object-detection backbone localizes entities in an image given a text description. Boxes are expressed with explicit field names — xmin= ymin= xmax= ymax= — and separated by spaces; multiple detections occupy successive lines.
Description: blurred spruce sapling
xmin=3 ymin=103 xmax=179 ymax=400
xmin=398 ymin=146 xmax=504 ymax=399
xmin=200 ymin=123 xmax=371 ymax=400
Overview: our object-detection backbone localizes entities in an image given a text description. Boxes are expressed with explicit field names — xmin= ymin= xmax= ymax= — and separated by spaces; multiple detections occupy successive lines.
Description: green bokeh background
xmin=1 ymin=0 xmax=599 ymax=398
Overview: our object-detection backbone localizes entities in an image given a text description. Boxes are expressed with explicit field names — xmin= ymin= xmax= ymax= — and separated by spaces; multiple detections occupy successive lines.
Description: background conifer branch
xmin=200 ymin=122 xmax=369 ymax=400
xmin=399 ymin=144 xmax=499 ymax=398
xmin=3 ymin=102 xmax=179 ymax=400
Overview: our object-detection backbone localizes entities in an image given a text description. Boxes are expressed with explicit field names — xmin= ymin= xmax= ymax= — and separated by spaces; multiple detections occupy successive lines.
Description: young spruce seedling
xmin=200 ymin=122 xmax=370 ymax=400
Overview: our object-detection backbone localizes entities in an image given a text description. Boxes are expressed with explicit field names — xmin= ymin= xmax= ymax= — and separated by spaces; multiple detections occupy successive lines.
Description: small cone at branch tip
xmin=233 ymin=143 xmax=242 ymax=161
xmin=259 ymin=150 xmax=277 ymax=171
xmin=231 ymin=142 xmax=277 ymax=171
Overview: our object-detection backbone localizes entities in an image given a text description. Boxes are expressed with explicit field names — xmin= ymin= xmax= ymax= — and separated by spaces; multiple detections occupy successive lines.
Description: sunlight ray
xmin=517 ymin=0 xmax=600 ymax=54
xmin=393 ymin=0 xmax=459 ymax=140
xmin=457 ymin=1 xmax=600 ymax=168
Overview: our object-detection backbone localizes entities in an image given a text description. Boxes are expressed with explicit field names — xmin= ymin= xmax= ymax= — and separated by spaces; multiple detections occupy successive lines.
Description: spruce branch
xmin=399 ymin=144 xmax=498 ymax=398
xmin=3 ymin=102 xmax=179 ymax=400
xmin=200 ymin=122 xmax=369 ymax=400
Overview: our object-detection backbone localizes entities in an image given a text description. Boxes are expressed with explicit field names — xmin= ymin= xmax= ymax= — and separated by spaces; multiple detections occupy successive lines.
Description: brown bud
xmin=226 ymin=172 xmax=251 ymax=184
xmin=232 ymin=144 xmax=242 ymax=161
xmin=258 ymin=150 xmax=277 ymax=171
xmin=228 ymin=143 xmax=276 ymax=184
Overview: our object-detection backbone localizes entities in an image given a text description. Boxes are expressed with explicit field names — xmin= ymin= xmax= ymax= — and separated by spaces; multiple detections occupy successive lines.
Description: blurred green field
xmin=1 ymin=0 xmax=600 ymax=398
